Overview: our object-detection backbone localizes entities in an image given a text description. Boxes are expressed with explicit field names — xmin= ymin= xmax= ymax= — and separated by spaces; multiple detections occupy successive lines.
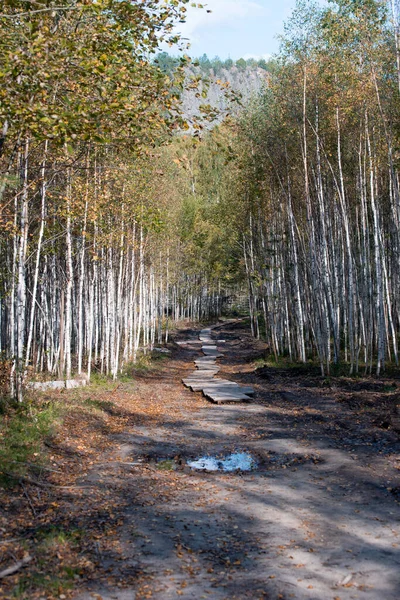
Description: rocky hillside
xmin=182 ymin=64 xmax=269 ymax=127
xmin=155 ymin=53 xmax=272 ymax=127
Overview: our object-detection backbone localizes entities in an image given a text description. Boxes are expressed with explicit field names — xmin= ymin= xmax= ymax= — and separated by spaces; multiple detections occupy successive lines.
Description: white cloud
xmin=243 ymin=52 xmax=271 ymax=61
xmin=176 ymin=0 xmax=270 ymax=44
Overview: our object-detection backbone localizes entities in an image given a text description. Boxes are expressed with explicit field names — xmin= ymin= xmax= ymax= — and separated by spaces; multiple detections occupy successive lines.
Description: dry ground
xmin=1 ymin=321 xmax=400 ymax=600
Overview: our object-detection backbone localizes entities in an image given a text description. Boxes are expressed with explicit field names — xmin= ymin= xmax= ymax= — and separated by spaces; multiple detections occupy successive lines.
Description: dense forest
xmin=1 ymin=0 xmax=400 ymax=404
xmin=195 ymin=0 xmax=400 ymax=377
xmin=154 ymin=52 xmax=276 ymax=75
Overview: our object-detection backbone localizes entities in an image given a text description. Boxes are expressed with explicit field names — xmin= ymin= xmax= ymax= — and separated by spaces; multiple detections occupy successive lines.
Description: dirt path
xmin=67 ymin=321 xmax=400 ymax=600
xmin=4 ymin=322 xmax=398 ymax=599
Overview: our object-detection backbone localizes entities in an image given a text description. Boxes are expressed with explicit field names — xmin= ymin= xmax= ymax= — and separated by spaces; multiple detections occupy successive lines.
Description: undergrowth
xmin=11 ymin=526 xmax=82 ymax=598
xmin=256 ymin=353 xmax=400 ymax=379
xmin=122 ymin=348 xmax=170 ymax=378
xmin=0 ymin=349 xmax=169 ymax=486
xmin=0 ymin=399 xmax=59 ymax=485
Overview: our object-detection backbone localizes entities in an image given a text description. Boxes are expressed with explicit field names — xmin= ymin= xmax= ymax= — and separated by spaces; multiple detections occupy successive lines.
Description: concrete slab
xmin=205 ymin=391 xmax=252 ymax=404
xmin=203 ymin=385 xmax=255 ymax=395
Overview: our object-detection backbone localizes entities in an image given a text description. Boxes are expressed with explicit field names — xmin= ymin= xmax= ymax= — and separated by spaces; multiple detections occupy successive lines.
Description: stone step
xmin=183 ymin=380 xmax=217 ymax=389
xmin=187 ymin=380 xmax=233 ymax=392
xmin=185 ymin=371 xmax=219 ymax=378
xmin=203 ymin=390 xmax=252 ymax=404
xmin=195 ymin=359 xmax=217 ymax=365
xmin=203 ymin=384 xmax=254 ymax=395
xmin=180 ymin=324 xmax=253 ymax=406
xmin=202 ymin=350 xmax=223 ymax=357
xmin=183 ymin=376 xmax=216 ymax=382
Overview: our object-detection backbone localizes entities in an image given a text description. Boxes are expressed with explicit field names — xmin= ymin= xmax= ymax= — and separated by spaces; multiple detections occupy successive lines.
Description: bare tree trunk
xmin=25 ymin=140 xmax=48 ymax=371
xmin=15 ymin=139 xmax=30 ymax=401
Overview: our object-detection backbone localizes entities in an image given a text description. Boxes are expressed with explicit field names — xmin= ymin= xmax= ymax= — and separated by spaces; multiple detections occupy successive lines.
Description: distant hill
xmin=155 ymin=53 xmax=273 ymax=128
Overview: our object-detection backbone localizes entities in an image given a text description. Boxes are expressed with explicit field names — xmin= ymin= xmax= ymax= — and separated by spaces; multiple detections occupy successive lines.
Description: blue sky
xmin=173 ymin=0 xmax=301 ymax=60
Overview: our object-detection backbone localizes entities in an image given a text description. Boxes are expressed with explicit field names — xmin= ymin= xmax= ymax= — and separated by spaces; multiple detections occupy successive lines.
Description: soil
xmin=1 ymin=320 xmax=400 ymax=600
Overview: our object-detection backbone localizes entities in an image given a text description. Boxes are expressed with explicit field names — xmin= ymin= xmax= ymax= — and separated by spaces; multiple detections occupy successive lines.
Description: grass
xmin=0 ymin=347 xmax=171 ymax=486
xmin=11 ymin=526 xmax=82 ymax=598
xmin=82 ymin=397 xmax=115 ymax=412
xmin=156 ymin=459 xmax=175 ymax=471
xmin=89 ymin=371 xmax=113 ymax=386
xmin=0 ymin=398 xmax=60 ymax=485
xmin=383 ymin=383 xmax=398 ymax=392
xmin=122 ymin=348 xmax=170 ymax=378
xmin=254 ymin=351 xmax=400 ymax=385
xmin=255 ymin=354 xmax=318 ymax=372
xmin=253 ymin=357 xmax=267 ymax=369
xmin=35 ymin=525 xmax=83 ymax=548
xmin=12 ymin=570 xmax=78 ymax=598
xmin=0 ymin=381 xmax=118 ymax=487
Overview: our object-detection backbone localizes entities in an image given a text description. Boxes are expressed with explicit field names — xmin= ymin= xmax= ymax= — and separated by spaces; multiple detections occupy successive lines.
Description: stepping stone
xmin=203 ymin=391 xmax=252 ymax=404
xmin=188 ymin=373 xmax=218 ymax=378
xmin=183 ymin=375 xmax=216 ymax=382
xmin=195 ymin=359 xmax=217 ymax=365
xmin=196 ymin=379 xmax=238 ymax=387
xmin=195 ymin=371 xmax=220 ymax=376
xmin=198 ymin=379 xmax=252 ymax=388
xmin=184 ymin=373 xmax=219 ymax=380
xmin=187 ymin=379 xmax=246 ymax=392
xmin=186 ymin=383 xmax=215 ymax=391
xmin=180 ymin=323 xmax=253 ymax=406
xmin=183 ymin=379 xmax=216 ymax=388
xmin=202 ymin=378 xmax=236 ymax=383
xmin=184 ymin=376 xmax=218 ymax=383
xmin=186 ymin=370 xmax=219 ymax=378
xmin=193 ymin=373 xmax=221 ymax=378
xmin=203 ymin=349 xmax=223 ymax=357
xmin=203 ymin=385 xmax=254 ymax=395
xmin=188 ymin=381 xmax=230 ymax=392
xmin=176 ymin=340 xmax=202 ymax=345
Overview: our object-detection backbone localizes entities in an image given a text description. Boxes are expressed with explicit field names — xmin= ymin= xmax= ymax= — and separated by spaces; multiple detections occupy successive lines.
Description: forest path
xmin=182 ymin=324 xmax=254 ymax=403
xmin=73 ymin=321 xmax=400 ymax=600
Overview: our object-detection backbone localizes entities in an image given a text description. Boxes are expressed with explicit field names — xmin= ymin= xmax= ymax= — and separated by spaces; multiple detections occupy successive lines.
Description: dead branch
xmin=0 ymin=555 xmax=32 ymax=579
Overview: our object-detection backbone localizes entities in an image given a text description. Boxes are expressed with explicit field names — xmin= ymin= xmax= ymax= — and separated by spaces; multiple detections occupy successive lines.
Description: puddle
xmin=187 ymin=452 xmax=257 ymax=472
xmin=138 ymin=450 xmax=322 ymax=474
